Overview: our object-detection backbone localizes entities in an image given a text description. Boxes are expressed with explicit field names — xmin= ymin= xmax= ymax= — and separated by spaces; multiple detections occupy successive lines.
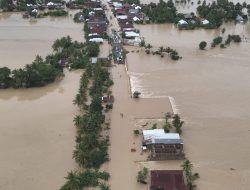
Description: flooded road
xmin=0 ymin=12 xmax=83 ymax=190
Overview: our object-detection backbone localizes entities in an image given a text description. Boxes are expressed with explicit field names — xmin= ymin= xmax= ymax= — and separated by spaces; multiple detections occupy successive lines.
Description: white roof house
xmin=143 ymin=129 xmax=183 ymax=145
xmin=89 ymin=11 xmax=95 ymax=16
xmin=47 ymin=2 xmax=54 ymax=6
xmin=178 ymin=19 xmax=188 ymax=25
xmin=93 ymin=8 xmax=103 ymax=11
xmin=242 ymin=8 xmax=248 ymax=16
xmin=133 ymin=16 xmax=140 ymax=22
xmin=89 ymin=38 xmax=104 ymax=43
xmin=135 ymin=5 xmax=141 ymax=10
xmin=125 ymin=31 xmax=140 ymax=37
xmin=202 ymin=19 xmax=210 ymax=25
xmin=113 ymin=2 xmax=123 ymax=8
xmin=143 ymin=129 xmax=180 ymax=140
xmin=116 ymin=15 xmax=128 ymax=20
xmin=236 ymin=15 xmax=244 ymax=22
xmin=91 ymin=57 xmax=98 ymax=64
xmin=32 ymin=9 xmax=38 ymax=13
xmin=88 ymin=33 xmax=100 ymax=37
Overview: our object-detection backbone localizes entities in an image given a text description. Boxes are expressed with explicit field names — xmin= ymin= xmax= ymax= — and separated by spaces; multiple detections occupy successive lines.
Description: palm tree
xmin=60 ymin=171 xmax=82 ymax=190
xmin=165 ymin=47 xmax=171 ymax=53
xmin=146 ymin=43 xmax=152 ymax=49
xmin=181 ymin=159 xmax=192 ymax=175
xmin=172 ymin=114 xmax=184 ymax=134
xmin=139 ymin=39 xmax=146 ymax=49
xmin=73 ymin=115 xmax=83 ymax=129
xmin=158 ymin=46 xmax=164 ymax=53
xmin=73 ymin=93 xmax=84 ymax=108
xmin=73 ymin=145 xmax=87 ymax=167
xmin=99 ymin=183 xmax=110 ymax=190
xmin=182 ymin=160 xmax=199 ymax=190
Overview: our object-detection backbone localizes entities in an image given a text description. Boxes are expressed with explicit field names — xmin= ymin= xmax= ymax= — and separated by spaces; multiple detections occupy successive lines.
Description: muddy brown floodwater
xmin=1 ymin=1 xmax=250 ymax=190
xmin=125 ymin=11 xmax=250 ymax=190
xmin=0 ymin=12 xmax=83 ymax=190
xmin=0 ymin=11 xmax=84 ymax=69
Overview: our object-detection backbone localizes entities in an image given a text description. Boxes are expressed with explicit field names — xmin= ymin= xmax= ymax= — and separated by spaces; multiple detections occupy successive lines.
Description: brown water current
xmin=1 ymin=1 xmax=250 ymax=190
xmin=0 ymin=12 xmax=83 ymax=190
xmin=126 ymin=19 xmax=250 ymax=190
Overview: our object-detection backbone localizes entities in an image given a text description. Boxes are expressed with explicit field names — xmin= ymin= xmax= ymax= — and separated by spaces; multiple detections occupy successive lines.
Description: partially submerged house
xmin=91 ymin=57 xmax=111 ymax=66
xmin=201 ymin=19 xmax=210 ymax=25
xmin=84 ymin=0 xmax=101 ymax=8
xmin=89 ymin=38 xmax=104 ymax=43
xmin=236 ymin=14 xmax=244 ymax=22
xmin=150 ymin=170 xmax=188 ymax=190
xmin=143 ymin=129 xmax=185 ymax=160
xmin=178 ymin=19 xmax=188 ymax=26
xmin=102 ymin=95 xmax=114 ymax=103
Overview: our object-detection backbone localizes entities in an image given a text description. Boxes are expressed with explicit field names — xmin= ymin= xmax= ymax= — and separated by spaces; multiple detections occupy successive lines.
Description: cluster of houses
xmin=79 ymin=1 xmax=109 ymax=43
xmin=25 ymin=2 xmax=65 ymax=15
xmin=177 ymin=13 xmax=211 ymax=29
xmin=108 ymin=0 xmax=144 ymax=45
xmin=178 ymin=10 xmax=249 ymax=29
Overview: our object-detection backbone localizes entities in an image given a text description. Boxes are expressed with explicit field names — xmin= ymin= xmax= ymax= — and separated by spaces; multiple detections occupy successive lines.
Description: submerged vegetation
xmin=139 ymin=0 xmax=250 ymax=30
xmin=182 ymin=160 xmax=200 ymax=190
xmin=72 ymin=63 xmax=113 ymax=169
xmin=197 ymin=0 xmax=250 ymax=27
xmin=137 ymin=167 xmax=149 ymax=184
xmin=61 ymin=61 xmax=113 ymax=189
xmin=58 ymin=32 xmax=113 ymax=188
xmin=140 ymin=40 xmax=181 ymax=61
xmin=172 ymin=114 xmax=184 ymax=135
xmin=199 ymin=41 xmax=207 ymax=50
xmin=141 ymin=0 xmax=177 ymax=23
xmin=60 ymin=170 xmax=110 ymax=190
xmin=0 ymin=57 xmax=63 ymax=88
xmin=39 ymin=10 xmax=68 ymax=17
xmin=209 ymin=34 xmax=242 ymax=48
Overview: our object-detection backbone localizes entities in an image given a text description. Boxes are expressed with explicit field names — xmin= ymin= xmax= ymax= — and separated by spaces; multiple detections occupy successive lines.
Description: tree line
xmin=141 ymin=0 xmax=177 ymax=23
xmin=139 ymin=0 xmax=250 ymax=29
xmin=140 ymin=40 xmax=181 ymax=61
xmin=59 ymin=35 xmax=113 ymax=189
xmin=197 ymin=0 xmax=250 ymax=27
xmin=199 ymin=34 xmax=242 ymax=50
xmin=0 ymin=36 xmax=100 ymax=89
xmin=0 ymin=0 xmax=65 ymax=11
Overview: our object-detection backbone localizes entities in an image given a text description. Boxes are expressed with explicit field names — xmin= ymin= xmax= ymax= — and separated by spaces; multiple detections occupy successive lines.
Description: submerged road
xmin=111 ymin=30 xmax=125 ymax=64
xmin=103 ymin=0 xmax=125 ymax=64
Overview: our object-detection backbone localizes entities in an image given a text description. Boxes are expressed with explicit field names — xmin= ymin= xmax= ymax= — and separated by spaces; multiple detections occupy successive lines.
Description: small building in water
xmin=150 ymin=170 xmax=188 ymax=190
xmin=143 ymin=129 xmax=185 ymax=160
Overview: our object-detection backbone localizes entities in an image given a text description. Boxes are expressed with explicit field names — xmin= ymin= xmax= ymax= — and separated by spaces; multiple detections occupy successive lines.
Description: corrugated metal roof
xmin=143 ymin=129 xmax=183 ymax=145
xmin=151 ymin=138 xmax=183 ymax=145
